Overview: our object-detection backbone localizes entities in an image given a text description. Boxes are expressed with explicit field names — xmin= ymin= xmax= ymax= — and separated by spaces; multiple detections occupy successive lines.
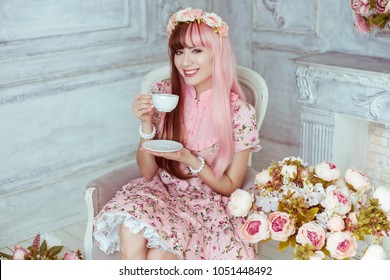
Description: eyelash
xmin=174 ymin=49 xmax=202 ymax=55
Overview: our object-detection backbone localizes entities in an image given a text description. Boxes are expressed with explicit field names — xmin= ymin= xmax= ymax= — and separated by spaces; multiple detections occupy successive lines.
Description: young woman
xmin=94 ymin=7 xmax=261 ymax=260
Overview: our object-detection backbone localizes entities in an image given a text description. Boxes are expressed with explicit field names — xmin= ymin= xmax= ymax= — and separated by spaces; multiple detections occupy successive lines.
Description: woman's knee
xmin=119 ymin=223 xmax=148 ymax=259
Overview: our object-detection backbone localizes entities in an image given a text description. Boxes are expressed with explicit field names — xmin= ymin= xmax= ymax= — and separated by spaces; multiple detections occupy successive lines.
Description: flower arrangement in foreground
xmin=350 ymin=0 xmax=390 ymax=33
xmin=0 ymin=233 xmax=83 ymax=260
xmin=228 ymin=157 xmax=390 ymax=260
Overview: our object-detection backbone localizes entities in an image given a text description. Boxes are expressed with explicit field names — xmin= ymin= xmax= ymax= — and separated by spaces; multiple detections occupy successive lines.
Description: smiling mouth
xmin=183 ymin=69 xmax=199 ymax=77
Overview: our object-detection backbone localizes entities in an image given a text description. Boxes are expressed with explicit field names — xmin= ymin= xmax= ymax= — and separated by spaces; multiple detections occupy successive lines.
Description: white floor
xmin=0 ymin=220 xmax=87 ymax=258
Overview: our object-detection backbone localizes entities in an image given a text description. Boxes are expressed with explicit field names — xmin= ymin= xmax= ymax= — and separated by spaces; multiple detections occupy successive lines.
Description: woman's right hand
xmin=132 ymin=94 xmax=154 ymax=123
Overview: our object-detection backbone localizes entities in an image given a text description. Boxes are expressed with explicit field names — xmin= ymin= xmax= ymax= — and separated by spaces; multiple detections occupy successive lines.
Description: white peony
xmin=228 ymin=189 xmax=253 ymax=217
xmin=361 ymin=244 xmax=386 ymax=260
xmin=373 ymin=186 xmax=390 ymax=213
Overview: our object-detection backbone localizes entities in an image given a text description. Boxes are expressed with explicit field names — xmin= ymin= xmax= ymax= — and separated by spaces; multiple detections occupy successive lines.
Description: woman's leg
xmin=147 ymin=248 xmax=178 ymax=260
xmin=119 ymin=223 xmax=148 ymax=259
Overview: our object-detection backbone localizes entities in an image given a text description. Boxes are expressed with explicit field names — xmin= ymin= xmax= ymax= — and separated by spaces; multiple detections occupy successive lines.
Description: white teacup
xmin=152 ymin=93 xmax=179 ymax=112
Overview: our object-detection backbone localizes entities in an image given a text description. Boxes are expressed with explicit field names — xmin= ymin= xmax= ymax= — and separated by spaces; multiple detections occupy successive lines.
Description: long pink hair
xmin=157 ymin=21 xmax=245 ymax=179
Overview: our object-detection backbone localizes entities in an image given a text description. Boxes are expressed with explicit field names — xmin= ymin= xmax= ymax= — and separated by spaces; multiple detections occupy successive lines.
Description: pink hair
xmin=167 ymin=22 xmax=245 ymax=178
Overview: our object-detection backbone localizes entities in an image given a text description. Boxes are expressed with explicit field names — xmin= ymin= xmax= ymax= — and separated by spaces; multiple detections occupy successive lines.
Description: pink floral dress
xmin=94 ymin=82 xmax=261 ymax=260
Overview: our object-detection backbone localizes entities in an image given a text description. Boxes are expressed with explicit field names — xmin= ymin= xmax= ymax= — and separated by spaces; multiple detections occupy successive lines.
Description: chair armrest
xmin=86 ymin=162 xmax=142 ymax=216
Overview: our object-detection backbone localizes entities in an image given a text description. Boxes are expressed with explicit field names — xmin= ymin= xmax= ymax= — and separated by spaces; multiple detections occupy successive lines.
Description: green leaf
xmin=48 ymin=246 xmax=64 ymax=257
xmin=278 ymin=240 xmax=290 ymax=251
xmin=305 ymin=207 xmax=319 ymax=221
xmin=0 ymin=251 xmax=13 ymax=260
xmin=40 ymin=240 xmax=47 ymax=256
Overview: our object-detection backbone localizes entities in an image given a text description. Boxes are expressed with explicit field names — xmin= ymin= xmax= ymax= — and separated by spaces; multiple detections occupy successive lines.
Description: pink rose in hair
xmin=350 ymin=0 xmax=370 ymax=15
xmin=375 ymin=0 xmax=390 ymax=13
xmin=326 ymin=231 xmax=357 ymax=259
xmin=240 ymin=212 xmax=270 ymax=243
xmin=12 ymin=245 xmax=29 ymax=260
xmin=314 ymin=161 xmax=341 ymax=182
xmin=176 ymin=7 xmax=196 ymax=22
xmin=202 ymin=12 xmax=223 ymax=28
xmin=269 ymin=211 xmax=295 ymax=241
xmin=218 ymin=22 xmax=229 ymax=37
xmin=296 ymin=222 xmax=326 ymax=250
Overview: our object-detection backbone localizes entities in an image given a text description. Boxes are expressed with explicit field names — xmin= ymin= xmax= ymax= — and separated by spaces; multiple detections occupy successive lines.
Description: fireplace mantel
xmin=292 ymin=52 xmax=390 ymax=170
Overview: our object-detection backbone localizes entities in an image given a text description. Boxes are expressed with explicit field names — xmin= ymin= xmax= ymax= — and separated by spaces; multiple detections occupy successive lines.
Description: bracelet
xmin=189 ymin=156 xmax=205 ymax=175
xmin=139 ymin=124 xmax=156 ymax=140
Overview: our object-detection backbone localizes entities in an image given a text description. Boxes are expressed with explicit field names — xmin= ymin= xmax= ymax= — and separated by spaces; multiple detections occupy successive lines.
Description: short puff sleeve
xmin=232 ymin=99 xmax=261 ymax=153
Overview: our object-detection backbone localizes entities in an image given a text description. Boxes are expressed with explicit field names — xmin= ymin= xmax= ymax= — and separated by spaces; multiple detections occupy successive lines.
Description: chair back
xmin=140 ymin=65 xmax=269 ymax=166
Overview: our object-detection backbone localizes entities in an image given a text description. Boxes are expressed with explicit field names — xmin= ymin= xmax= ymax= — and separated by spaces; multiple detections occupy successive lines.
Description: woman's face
xmin=174 ymin=46 xmax=213 ymax=94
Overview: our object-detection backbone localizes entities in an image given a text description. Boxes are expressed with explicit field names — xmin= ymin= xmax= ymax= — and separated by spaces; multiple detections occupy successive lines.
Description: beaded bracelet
xmin=189 ymin=156 xmax=205 ymax=175
xmin=139 ymin=124 xmax=156 ymax=140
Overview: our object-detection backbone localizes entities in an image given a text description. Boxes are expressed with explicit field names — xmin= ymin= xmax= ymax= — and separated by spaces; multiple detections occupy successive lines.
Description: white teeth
xmin=184 ymin=69 xmax=197 ymax=74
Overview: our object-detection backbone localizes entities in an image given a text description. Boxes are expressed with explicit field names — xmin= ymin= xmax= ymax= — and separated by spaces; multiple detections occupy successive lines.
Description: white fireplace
xmin=290 ymin=52 xmax=390 ymax=258
xmin=292 ymin=52 xmax=390 ymax=187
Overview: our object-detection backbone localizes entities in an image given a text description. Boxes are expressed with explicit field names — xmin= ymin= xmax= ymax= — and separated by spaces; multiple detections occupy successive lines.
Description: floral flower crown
xmin=167 ymin=7 xmax=229 ymax=38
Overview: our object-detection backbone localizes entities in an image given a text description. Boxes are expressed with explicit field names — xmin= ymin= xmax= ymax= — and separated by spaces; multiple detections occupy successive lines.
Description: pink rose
xmin=63 ymin=250 xmax=82 ymax=260
xmin=345 ymin=169 xmax=371 ymax=192
xmin=314 ymin=161 xmax=340 ymax=182
xmin=321 ymin=185 xmax=351 ymax=215
xmin=296 ymin=222 xmax=326 ymax=250
xmin=375 ymin=0 xmax=390 ymax=13
xmin=240 ymin=212 xmax=270 ymax=243
xmin=354 ymin=15 xmax=371 ymax=34
xmin=326 ymin=232 xmax=357 ymax=259
xmin=255 ymin=169 xmax=272 ymax=185
xmin=350 ymin=0 xmax=370 ymax=15
xmin=327 ymin=215 xmax=345 ymax=232
xmin=202 ymin=12 xmax=222 ymax=28
xmin=12 ymin=245 xmax=29 ymax=260
xmin=228 ymin=189 xmax=253 ymax=217
xmin=218 ymin=22 xmax=229 ymax=36
xmin=269 ymin=211 xmax=295 ymax=241
xmin=176 ymin=7 xmax=196 ymax=22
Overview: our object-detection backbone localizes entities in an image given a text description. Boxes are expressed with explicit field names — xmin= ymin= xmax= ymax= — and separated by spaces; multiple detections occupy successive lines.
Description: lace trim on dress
xmin=93 ymin=211 xmax=178 ymax=257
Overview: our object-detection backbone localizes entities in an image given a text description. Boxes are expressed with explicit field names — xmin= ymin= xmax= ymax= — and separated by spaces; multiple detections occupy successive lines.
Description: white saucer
xmin=142 ymin=140 xmax=183 ymax=152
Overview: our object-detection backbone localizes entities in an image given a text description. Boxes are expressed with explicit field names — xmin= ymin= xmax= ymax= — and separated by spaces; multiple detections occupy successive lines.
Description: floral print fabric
xmin=94 ymin=84 xmax=260 ymax=260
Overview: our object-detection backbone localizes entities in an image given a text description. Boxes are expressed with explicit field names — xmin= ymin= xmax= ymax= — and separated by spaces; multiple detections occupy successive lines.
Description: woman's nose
xmin=182 ymin=52 xmax=193 ymax=67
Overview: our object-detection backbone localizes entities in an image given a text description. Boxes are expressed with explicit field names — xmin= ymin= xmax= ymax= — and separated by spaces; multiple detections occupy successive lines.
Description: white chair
xmin=83 ymin=65 xmax=269 ymax=259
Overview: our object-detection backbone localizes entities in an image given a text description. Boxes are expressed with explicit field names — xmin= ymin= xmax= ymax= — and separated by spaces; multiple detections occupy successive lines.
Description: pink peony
xmin=375 ymin=0 xmax=390 ymax=14
xmin=326 ymin=231 xmax=357 ymax=259
xmin=269 ymin=211 xmax=295 ymax=242
xmin=240 ymin=212 xmax=270 ymax=243
xmin=350 ymin=0 xmax=370 ymax=16
xmin=345 ymin=169 xmax=371 ymax=192
xmin=327 ymin=215 xmax=345 ymax=232
xmin=63 ymin=250 xmax=82 ymax=260
xmin=255 ymin=169 xmax=272 ymax=185
xmin=296 ymin=222 xmax=326 ymax=250
xmin=354 ymin=15 xmax=371 ymax=33
xmin=12 ymin=245 xmax=29 ymax=260
xmin=314 ymin=161 xmax=341 ymax=182
xmin=322 ymin=185 xmax=351 ymax=215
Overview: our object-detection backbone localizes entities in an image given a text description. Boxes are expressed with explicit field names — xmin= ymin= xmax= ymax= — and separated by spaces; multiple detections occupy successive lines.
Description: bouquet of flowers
xmin=228 ymin=157 xmax=390 ymax=260
xmin=0 ymin=233 xmax=83 ymax=260
xmin=350 ymin=0 xmax=390 ymax=33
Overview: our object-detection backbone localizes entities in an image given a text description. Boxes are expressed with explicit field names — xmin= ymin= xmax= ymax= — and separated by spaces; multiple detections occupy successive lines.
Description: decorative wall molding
xmin=352 ymin=91 xmax=390 ymax=123
xmin=253 ymin=0 xmax=319 ymax=35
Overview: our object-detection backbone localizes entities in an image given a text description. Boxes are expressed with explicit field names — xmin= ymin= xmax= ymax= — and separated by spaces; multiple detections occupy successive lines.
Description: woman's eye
xmin=174 ymin=50 xmax=183 ymax=55
xmin=192 ymin=49 xmax=202 ymax=54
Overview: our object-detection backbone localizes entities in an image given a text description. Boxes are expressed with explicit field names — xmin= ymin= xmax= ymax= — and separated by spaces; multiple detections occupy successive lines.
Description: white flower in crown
xmin=202 ymin=12 xmax=223 ymax=28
